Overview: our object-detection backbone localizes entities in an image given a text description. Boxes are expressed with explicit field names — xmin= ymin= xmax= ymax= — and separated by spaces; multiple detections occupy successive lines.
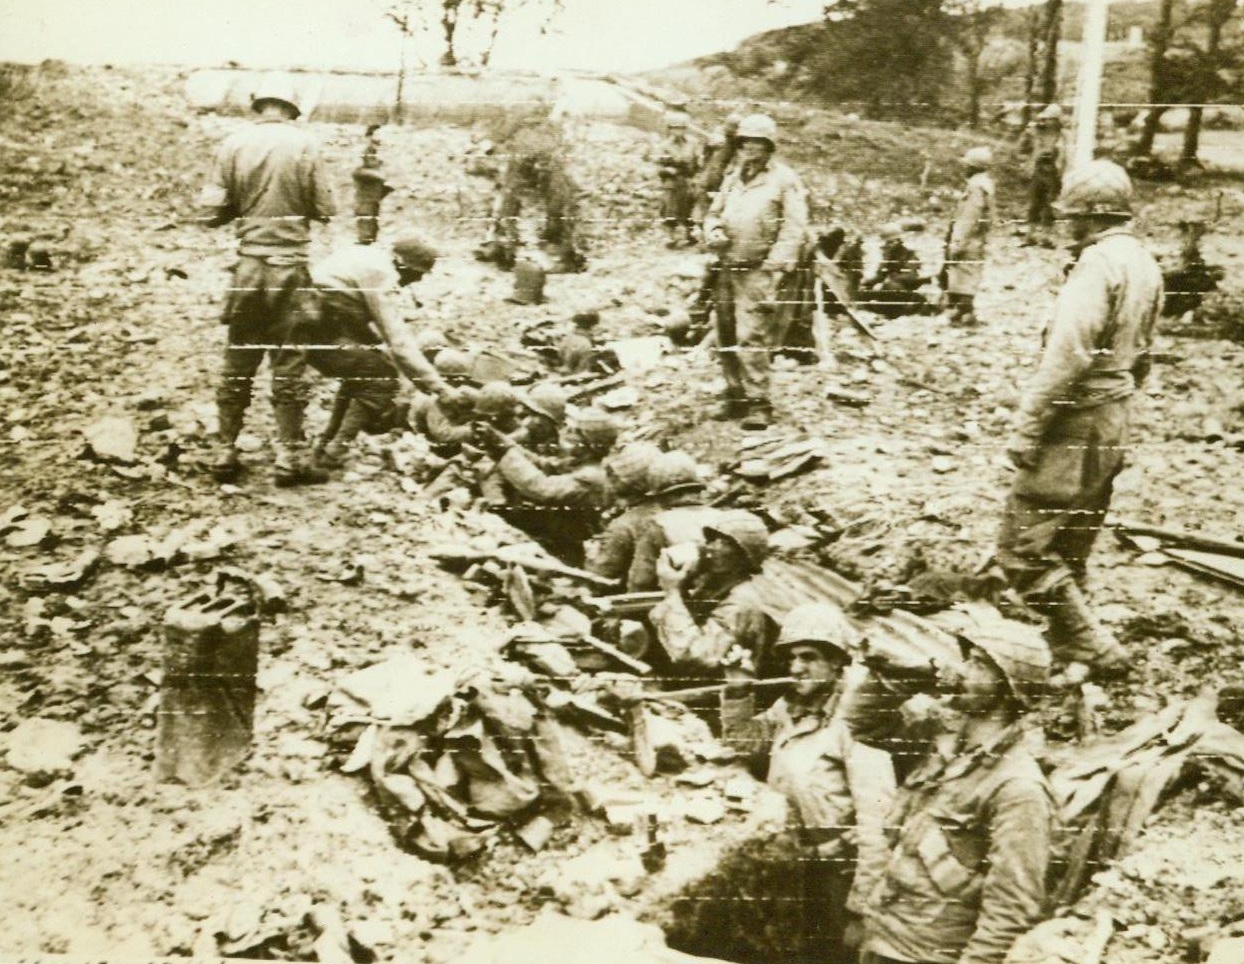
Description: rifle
xmin=638 ymin=677 xmax=800 ymax=703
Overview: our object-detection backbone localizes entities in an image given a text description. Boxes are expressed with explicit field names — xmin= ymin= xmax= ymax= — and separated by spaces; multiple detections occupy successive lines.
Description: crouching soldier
xmin=303 ymin=237 xmax=452 ymax=468
xmin=722 ymin=603 xmax=897 ymax=963
xmin=626 ymin=450 xmax=719 ymax=593
xmin=858 ymin=223 xmax=930 ymax=319
xmin=862 ymin=629 xmax=1054 ymax=964
xmin=475 ymin=407 xmax=619 ymax=566
xmin=588 ymin=441 xmax=665 ymax=584
xmin=650 ymin=509 xmax=776 ymax=683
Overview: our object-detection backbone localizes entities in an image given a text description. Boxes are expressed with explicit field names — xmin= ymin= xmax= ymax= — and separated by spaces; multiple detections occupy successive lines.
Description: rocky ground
xmin=2 ymin=61 xmax=1244 ymax=963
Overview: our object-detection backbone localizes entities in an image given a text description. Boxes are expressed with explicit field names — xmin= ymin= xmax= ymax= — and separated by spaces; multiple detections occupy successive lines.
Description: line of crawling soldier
xmin=196 ymin=73 xmax=1164 ymax=964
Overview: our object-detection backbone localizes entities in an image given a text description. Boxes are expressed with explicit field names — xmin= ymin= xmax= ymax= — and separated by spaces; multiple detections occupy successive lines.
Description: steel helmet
xmin=251 ymin=73 xmax=301 ymax=118
xmin=1036 ymin=103 xmax=1063 ymax=122
xmin=433 ymin=348 xmax=475 ymax=381
xmin=735 ymin=113 xmax=778 ymax=145
xmin=442 ymin=385 xmax=479 ymax=417
xmin=879 ymin=221 xmax=903 ymax=241
xmin=1056 ymin=159 xmax=1134 ymax=218
xmin=392 ymin=236 xmax=439 ymax=274
xmin=954 ymin=604 xmax=1051 ymax=709
xmin=774 ymin=603 xmax=861 ymax=660
xmin=519 ymin=383 xmax=568 ymax=425
xmin=474 ymin=381 xmax=519 ymax=418
xmin=572 ymin=408 xmax=619 ymax=451
xmin=605 ymin=441 xmax=662 ymax=496
xmin=962 ymin=146 xmax=993 ymax=169
xmin=646 ymin=450 xmax=705 ymax=498
xmin=703 ymin=509 xmax=769 ymax=573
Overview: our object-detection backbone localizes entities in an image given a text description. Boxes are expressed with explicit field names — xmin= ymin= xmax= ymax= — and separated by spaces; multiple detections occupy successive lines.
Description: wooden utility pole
xmin=1072 ymin=0 xmax=1111 ymax=167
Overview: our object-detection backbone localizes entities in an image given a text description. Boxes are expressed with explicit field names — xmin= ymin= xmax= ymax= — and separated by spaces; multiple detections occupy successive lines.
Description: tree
xmin=809 ymin=0 xmax=955 ymax=118
xmin=1180 ymin=0 xmax=1240 ymax=164
xmin=382 ymin=0 xmax=564 ymax=73
xmin=946 ymin=0 xmax=1003 ymax=127
xmin=1021 ymin=5 xmax=1043 ymax=127
xmin=1135 ymin=0 xmax=1175 ymax=156
xmin=1038 ymin=0 xmax=1064 ymax=107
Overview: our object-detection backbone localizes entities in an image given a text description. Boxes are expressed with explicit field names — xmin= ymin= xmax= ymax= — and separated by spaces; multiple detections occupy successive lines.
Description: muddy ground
xmin=2 ymin=62 xmax=1244 ymax=963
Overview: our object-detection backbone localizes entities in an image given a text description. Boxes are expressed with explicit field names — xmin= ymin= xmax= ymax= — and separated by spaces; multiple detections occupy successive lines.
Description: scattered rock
xmin=83 ymin=415 xmax=139 ymax=464
xmin=5 ymin=717 xmax=85 ymax=786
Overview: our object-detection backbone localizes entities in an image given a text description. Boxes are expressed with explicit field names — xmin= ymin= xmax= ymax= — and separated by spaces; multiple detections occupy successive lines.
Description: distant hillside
xmin=649 ymin=0 xmax=1167 ymax=125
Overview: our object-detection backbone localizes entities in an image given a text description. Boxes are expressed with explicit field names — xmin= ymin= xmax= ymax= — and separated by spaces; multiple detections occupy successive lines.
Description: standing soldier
xmin=703 ymin=114 xmax=809 ymax=429
xmin=656 ymin=112 xmax=701 ymax=248
xmin=722 ymin=604 xmax=896 ymax=963
xmin=943 ymin=147 xmax=996 ymax=327
xmin=197 ymin=73 xmax=337 ymax=486
xmin=997 ymin=160 xmax=1163 ymax=681
xmin=1022 ymin=104 xmax=1064 ymax=248
xmin=862 ymin=629 xmax=1054 ymax=964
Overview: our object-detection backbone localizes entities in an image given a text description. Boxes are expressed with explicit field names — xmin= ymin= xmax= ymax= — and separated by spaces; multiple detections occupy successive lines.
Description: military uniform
xmin=1026 ymin=122 xmax=1063 ymax=241
xmin=198 ymin=111 xmax=337 ymax=475
xmin=998 ymin=226 xmax=1163 ymax=597
xmin=657 ymin=130 xmax=701 ymax=244
xmin=489 ymin=122 xmax=583 ymax=272
xmin=946 ymin=170 xmax=995 ymax=306
xmin=627 ymin=502 xmax=721 ymax=593
xmin=704 ymin=157 xmax=809 ymax=407
xmin=650 ymin=575 xmax=773 ymax=681
xmin=864 ymin=724 xmax=1053 ymax=964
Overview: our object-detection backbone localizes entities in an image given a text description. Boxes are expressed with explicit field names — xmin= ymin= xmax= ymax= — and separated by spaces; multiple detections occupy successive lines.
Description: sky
xmin=0 ymin=0 xmax=828 ymax=74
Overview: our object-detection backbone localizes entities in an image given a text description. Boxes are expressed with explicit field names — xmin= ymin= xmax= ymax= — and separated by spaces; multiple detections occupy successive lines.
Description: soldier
xmin=302 ymin=237 xmax=453 ymax=469
xmin=409 ymin=386 xmax=479 ymax=459
xmin=656 ymin=112 xmax=701 ymax=248
xmin=588 ymin=441 xmax=665 ymax=584
xmin=1022 ymin=104 xmax=1064 ymax=248
xmin=721 ymin=604 xmax=896 ymax=963
xmin=858 ymin=223 xmax=928 ymax=319
xmin=475 ymin=407 xmax=618 ymax=566
xmin=697 ymin=113 xmax=741 ymax=217
xmin=516 ymin=382 xmax=569 ymax=465
xmin=997 ymin=161 xmax=1163 ymax=681
xmin=704 ymin=114 xmax=809 ymax=429
xmin=944 ymin=147 xmax=996 ymax=327
xmin=626 ymin=450 xmax=720 ymax=593
xmin=861 ymin=629 xmax=1054 ymax=964
xmin=650 ymin=509 xmax=775 ymax=682
xmin=431 ymin=348 xmax=478 ymax=388
xmin=196 ymin=72 xmax=337 ymax=486
xmin=477 ymin=112 xmax=585 ymax=274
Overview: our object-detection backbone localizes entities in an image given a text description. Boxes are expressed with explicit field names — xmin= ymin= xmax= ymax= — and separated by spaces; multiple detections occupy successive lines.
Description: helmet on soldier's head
xmin=433 ymin=348 xmax=474 ymax=381
xmin=519 ymin=383 xmax=568 ymax=425
xmin=1056 ymin=159 xmax=1134 ymax=218
xmin=1036 ymin=103 xmax=1063 ymax=123
xmin=572 ymin=408 xmax=619 ymax=451
xmin=735 ymin=113 xmax=778 ymax=146
xmin=474 ymin=381 xmax=519 ymax=418
xmin=605 ymin=441 xmax=662 ymax=496
xmin=962 ymin=146 xmax=993 ymax=170
xmin=443 ymin=386 xmax=479 ymax=418
xmin=774 ymin=603 xmax=861 ymax=661
xmin=961 ymin=623 xmax=1051 ymax=710
xmin=703 ymin=510 xmax=769 ymax=574
xmin=251 ymin=73 xmax=301 ymax=118
xmin=392 ymin=236 xmax=439 ymax=274
xmin=646 ymin=450 xmax=704 ymax=498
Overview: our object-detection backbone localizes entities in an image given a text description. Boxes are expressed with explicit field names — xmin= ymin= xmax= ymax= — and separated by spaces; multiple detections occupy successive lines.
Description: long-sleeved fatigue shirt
xmin=704 ymin=157 xmax=809 ymax=270
xmin=657 ymin=133 xmax=701 ymax=176
xmin=589 ymin=501 xmax=662 ymax=583
xmin=309 ymin=245 xmax=447 ymax=394
xmin=495 ymin=447 xmax=609 ymax=509
xmin=721 ymin=665 xmax=897 ymax=914
xmin=1012 ymin=225 xmax=1164 ymax=445
xmin=198 ymin=117 xmax=336 ymax=260
xmin=865 ymin=722 xmax=1054 ymax=964
xmin=949 ymin=172 xmax=996 ymax=261
xmin=627 ymin=503 xmax=722 ymax=593
xmin=650 ymin=575 xmax=770 ymax=674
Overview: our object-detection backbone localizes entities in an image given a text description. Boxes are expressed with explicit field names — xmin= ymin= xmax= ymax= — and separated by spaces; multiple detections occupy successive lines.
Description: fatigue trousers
xmin=216 ymin=256 xmax=311 ymax=413
xmin=660 ymin=173 xmax=695 ymax=229
xmin=305 ymin=341 xmax=403 ymax=433
xmin=1028 ymin=159 xmax=1061 ymax=229
xmin=715 ymin=264 xmax=779 ymax=403
xmin=997 ymin=400 xmax=1129 ymax=596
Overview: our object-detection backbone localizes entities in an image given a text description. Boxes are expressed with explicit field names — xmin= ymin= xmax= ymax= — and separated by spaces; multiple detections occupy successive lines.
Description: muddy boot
xmin=1042 ymin=580 xmax=1129 ymax=680
xmin=210 ymin=401 xmax=246 ymax=483
xmin=272 ymin=404 xmax=330 ymax=488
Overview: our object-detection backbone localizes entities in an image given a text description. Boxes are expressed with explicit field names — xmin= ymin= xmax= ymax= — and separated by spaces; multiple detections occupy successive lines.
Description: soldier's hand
xmin=721 ymin=665 xmax=755 ymax=699
xmin=474 ymin=422 xmax=511 ymax=454
xmin=1005 ymin=435 xmax=1039 ymax=470
xmin=656 ymin=548 xmax=691 ymax=591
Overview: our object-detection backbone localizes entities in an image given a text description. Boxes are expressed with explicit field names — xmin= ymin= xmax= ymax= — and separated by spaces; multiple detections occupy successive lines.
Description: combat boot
xmin=315 ymin=399 xmax=370 ymax=469
xmin=1042 ymin=580 xmax=1129 ymax=680
xmin=272 ymin=404 xmax=330 ymax=487
xmin=210 ymin=401 xmax=247 ymax=483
